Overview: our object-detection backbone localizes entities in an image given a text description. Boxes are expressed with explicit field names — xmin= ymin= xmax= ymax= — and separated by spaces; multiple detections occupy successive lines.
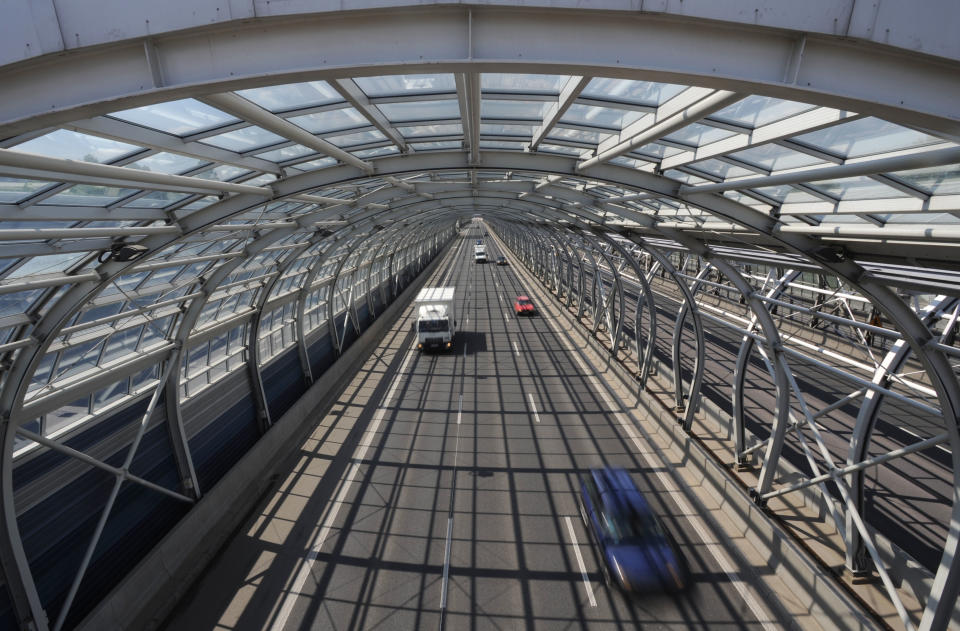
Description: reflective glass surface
xmin=289 ymin=107 xmax=370 ymax=134
xmin=482 ymin=100 xmax=552 ymax=120
xmin=237 ymin=81 xmax=342 ymax=111
xmin=202 ymin=126 xmax=287 ymax=152
xmin=127 ymin=152 xmax=209 ymax=174
xmin=14 ymin=129 xmax=141 ymax=163
xmin=793 ymin=117 xmax=945 ymax=159
xmin=710 ymin=96 xmax=817 ymax=128
xmin=581 ymin=78 xmax=685 ymax=106
xmin=254 ymin=144 xmax=316 ymax=162
xmin=377 ymin=100 xmax=460 ymax=122
xmin=0 ymin=178 xmax=54 ymax=203
xmin=109 ymin=99 xmax=238 ymax=135
xmin=354 ymin=74 xmax=456 ymax=96
xmin=482 ymin=73 xmax=567 ymax=93
xmin=560 ymin=104 xmax=645 ymax=129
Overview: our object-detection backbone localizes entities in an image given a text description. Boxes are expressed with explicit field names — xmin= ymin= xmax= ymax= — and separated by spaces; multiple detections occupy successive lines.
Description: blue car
xmin=578 ymin=467 xmax=689 ymax=593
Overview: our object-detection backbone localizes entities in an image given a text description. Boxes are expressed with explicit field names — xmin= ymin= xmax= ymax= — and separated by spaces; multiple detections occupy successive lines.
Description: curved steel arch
xmin=2 ymin=5 xmax=959 ymax=138
xmin=0 ymin=133 xmax=958 ymax=631
xmin=0 ymin=6 xmax=956 ymax=628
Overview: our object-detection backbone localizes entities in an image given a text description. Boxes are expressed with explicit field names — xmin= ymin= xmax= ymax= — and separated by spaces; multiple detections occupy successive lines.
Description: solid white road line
xmin=269 ymin=345 xmax=417 ymax=631
xmin=440 ymin=516 xmax=454 ymax=609
xmin=557 ymin=331 xmax=779 ymax=631
xmin=527 ymin=392 xmax=541 ymax=424
xmin=457 ymin=394 xmax=462 ymax=425
xmin=564 ymin=516 xmax=597 ymax=607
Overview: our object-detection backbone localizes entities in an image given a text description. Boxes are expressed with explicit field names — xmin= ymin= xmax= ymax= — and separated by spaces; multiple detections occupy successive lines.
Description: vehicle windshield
xmin=518 ymin=299 xmax=532 ymax=306
xmin=602 ymin=506 xmax=664 ymax=544
xmin=419 ymin=319 xmax=449 ymax=332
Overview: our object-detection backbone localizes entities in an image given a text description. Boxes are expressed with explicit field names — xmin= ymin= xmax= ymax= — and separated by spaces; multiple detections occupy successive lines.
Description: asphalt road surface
xmin=162 ymin=229 xmax=781 ymax=630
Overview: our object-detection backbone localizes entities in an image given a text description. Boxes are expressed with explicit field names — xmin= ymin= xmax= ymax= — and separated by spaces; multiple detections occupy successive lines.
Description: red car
xmin=514 ymin=295 xmax=536 ymax=316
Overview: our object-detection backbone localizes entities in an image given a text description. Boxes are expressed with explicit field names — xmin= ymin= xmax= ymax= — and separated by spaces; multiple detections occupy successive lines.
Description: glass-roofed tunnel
xmin=1 ymin=2 xmax=959 ymax=630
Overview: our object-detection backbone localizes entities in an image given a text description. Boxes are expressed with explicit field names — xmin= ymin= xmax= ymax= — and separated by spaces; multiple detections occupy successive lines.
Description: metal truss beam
xmin=202 ymin=93 xmax=374 ymax=174
xmin=529 ymin=76 xmax=591 ymax=151
xmin=5 ymin=8 xmax=959 ymax=141
xmin=578 ymin=89 xmax=744 ymax=170
xmin=67 ymin=116 xmax=283 ymax=175
xmin=332 ymin=79 xmax=409 ymax=153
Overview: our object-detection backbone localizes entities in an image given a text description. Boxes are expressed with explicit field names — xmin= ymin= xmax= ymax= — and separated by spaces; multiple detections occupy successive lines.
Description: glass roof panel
xmin=631 ymin=143 xmax=684 ymax=159
xmin=377 ymin=100 xmax=460 ymax=122
xmin=288 ymin=107 xmax=369 ymax=134
xmin=5 ymin=253 xmax=88 ymax=279
xmin=237 ymin=81 xmax=342 ymax=112
xmin=538 ymin=144 xmax=584 ymax=156
xmin=325 ymin=129 xmax=386 ymax=147
xmin=410 ymin=141 xmax=460 ymax=150
xmin=480 ymin=123 xmax=536 ymax=136
xmin=663 ymin=122 xmax=739 ymax=147
xmin=254 ymin=144 xmax=316 ymax=162
xmin=40 ymin=185 xmax=138 ymax=206
xmin=202 ymin=126 xmax=286 ymax=152
xmin=397 ymin=123 xmax=462 ymax=138
xmin=710 ymin=96 xmax=818 ymax=128
xmin=193 ymin=164 xmax=251 ymax=181
xmin=127 ymin=152 xmax=208 ymax=174
xmin=109 ymin=99 xmax=238 ymax=136
xmin=0 ymin=178 xmax=54 ymax=203
xmin=482 ymin=73 xmax=567 ymax=93
xmin=581 ymin=78 xmax=685 ymax=106
xmin=353 ymin=146 xmax=399 ymax=159
xmin=560 ymin=104 xmax=645 ymax=130
xmin=123 ymin=191 xmax=192 ymax=208
xmin=809 ymin=175 xmax=908 ymax=200
xmin=547 ymin=127 xmax=613 ymax=144
xmin=290 ymin=157 xmax=338 ymax=171
xmin=729 ymin=143 xmax=824 ymax=171
xmin=0 ymin=289 xmax=44 ymax=318
xmin=688 ymin=159 xmax=758 ymax=179
xmin=241 ymin=174 xmax=278 ymax=186
xmin=177 ymin=196 xmax=219 ymax=211
xmin=482 ymin=100 xmax=552 ymax=121
xmin=354 ymin=74 xmax=456 ymax=96
xmin=793 ymin=117 xmax=945 ymax=159
xmin=14 ymin=129 xmax=141 ymax=163
xmin=479 ymin=141 xmax=526 ymax=150
xmin=754 ymin=185 xmax=825 ymax=203
xmin=891 ymin=165 xmax=960 ymax=195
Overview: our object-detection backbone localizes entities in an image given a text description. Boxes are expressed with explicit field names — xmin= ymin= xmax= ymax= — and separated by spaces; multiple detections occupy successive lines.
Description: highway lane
xmin=162 ymin=227 xmax=782 ymax=630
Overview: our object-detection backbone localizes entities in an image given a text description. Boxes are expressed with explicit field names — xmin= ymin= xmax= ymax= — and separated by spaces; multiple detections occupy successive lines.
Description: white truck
xmin=474 ymin=244 xmax=487 ymax=263
xmin=413 ymin=287 xmax=457 ymax=351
